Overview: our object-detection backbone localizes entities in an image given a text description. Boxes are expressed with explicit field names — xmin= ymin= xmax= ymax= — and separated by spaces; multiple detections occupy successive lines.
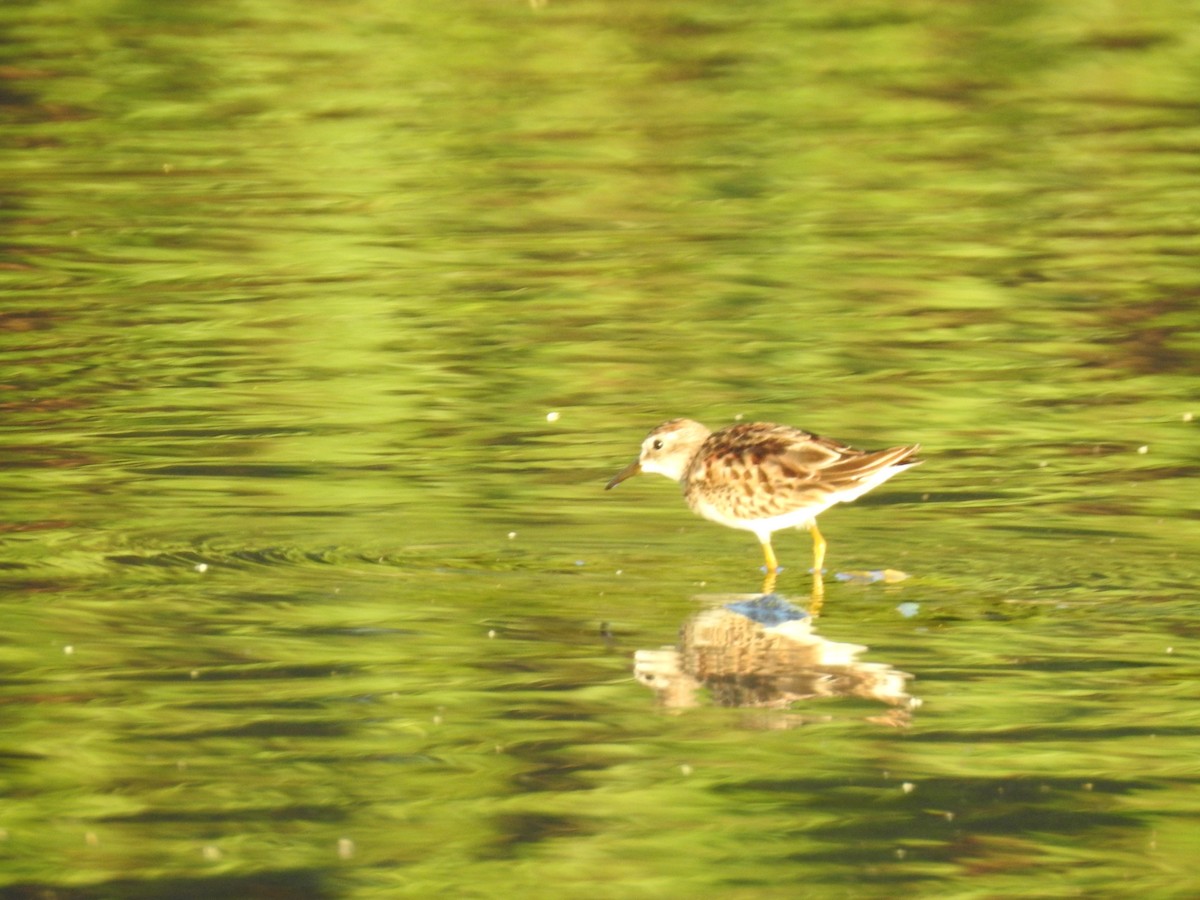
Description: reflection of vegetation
xmin=637 ymin=594 xmax=916 ymax=726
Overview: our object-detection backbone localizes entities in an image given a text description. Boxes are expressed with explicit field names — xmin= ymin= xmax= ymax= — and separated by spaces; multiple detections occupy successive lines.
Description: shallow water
xmin=2 ymin=0 xmax=1200 ymax=897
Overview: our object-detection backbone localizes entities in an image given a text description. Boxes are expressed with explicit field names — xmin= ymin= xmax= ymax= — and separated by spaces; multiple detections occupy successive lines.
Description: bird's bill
xmin=605 ymin=459 xmax=642 ymax=490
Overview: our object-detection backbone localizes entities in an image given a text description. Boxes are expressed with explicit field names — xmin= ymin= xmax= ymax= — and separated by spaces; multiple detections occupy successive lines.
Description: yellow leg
xmin=760 ymin=539 xmax=779 ymax=574
xmin=810 ymin=523 xmax=827 ymax=574
xmin=759 ymin=539 xmax=781 ymax=595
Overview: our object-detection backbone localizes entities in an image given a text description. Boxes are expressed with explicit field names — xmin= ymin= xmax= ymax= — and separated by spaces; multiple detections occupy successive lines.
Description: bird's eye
xmin=652 ymin=439 xmax=664 ymax=450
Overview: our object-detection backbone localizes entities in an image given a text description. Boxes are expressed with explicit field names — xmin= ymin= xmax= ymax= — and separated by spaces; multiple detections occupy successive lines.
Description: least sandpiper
xmin=606 ymin=419 xmax=920 ymax=579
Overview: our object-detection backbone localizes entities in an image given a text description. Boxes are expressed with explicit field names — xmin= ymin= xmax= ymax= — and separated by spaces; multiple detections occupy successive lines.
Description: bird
xmin=606 ymin=418 xmax=920 ymax=581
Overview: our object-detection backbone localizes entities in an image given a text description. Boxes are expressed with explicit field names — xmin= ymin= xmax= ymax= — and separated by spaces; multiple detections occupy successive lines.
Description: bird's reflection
xmin=634 ymin=593 xmax=918 ymax=727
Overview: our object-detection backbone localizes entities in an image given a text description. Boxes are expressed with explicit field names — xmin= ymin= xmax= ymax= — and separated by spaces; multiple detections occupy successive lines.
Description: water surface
xmin=2 ymin=0 xmax=1199 ymax=897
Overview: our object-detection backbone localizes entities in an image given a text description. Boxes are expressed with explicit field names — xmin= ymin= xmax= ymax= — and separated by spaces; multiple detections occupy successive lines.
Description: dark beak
xmin=605 ymin=460 xmax=642 ymax=490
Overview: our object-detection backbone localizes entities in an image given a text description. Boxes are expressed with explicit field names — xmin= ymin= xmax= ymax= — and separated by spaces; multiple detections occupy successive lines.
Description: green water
xmin=2 ymin=0 xmax=1199 ymax=897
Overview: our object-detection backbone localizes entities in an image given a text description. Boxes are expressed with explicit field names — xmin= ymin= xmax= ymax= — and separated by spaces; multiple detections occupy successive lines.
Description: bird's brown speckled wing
xmin=684 ymin=422 xmax=919 ymax=520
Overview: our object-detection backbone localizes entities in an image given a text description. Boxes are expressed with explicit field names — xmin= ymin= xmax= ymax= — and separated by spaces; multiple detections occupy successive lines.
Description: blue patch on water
xmin=725 ymin=594 xmax=809 ymax=626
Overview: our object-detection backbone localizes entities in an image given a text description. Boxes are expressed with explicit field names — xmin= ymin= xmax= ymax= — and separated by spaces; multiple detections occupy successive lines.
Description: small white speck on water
xmin=487 ymin=629 xmax=496 ymax=639
xmin=1137 ymin=445 xmax=1149 ymax=454
xmin=901 ymin=782 xmax=915 ymax=794
xmin=63 ymin=645 xmax=74 ymax=656
xmin=680 ymin=764 xmax=693 ymax=776
xmin=574 ymin=559 xmax=585 ymax=567
xmin=546 ymin=411 xmax=560 ymax=422
xmin=1166 ymin=646 xmax=1173 ymax=654
xmin=190 ymin=670 xmax=200 ymax=679
xmin=1184 ymin=412 xmax=1194 ymax=422
xmin=337 ymin=838 xmax=355 ymax=860
xmin=615 ymin=569 xmax=623 ymax=576
xmin=895 ymin=848 xmax=907 ymax=860
xmin=202 ymin=845 xmax=222 ymax=861
xmin=507 ymin=531 xmax=516 ymax=540
xmin=1082 ymin=782 xmax=1094 ymax=791
xmin=194 ymin=563 xmax=208 ymax=573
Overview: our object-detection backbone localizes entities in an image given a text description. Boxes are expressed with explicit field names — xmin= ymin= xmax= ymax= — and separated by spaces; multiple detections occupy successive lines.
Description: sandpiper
xmin=606 ymin=418 xmax=920 ymax=580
